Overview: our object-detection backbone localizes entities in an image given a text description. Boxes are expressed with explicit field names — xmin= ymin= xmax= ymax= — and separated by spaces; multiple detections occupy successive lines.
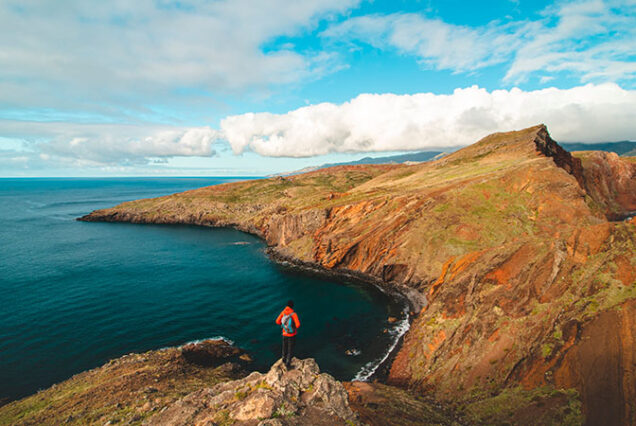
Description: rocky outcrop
xmin=79 ymin=125 xmax=636 ymax=424
xmin=0 ymin=343 xmax=360 ymax=426
xmin=148 ymin=358 xmax=359 ymax=425
xmin=575 ymin=150 xmax=636 ymax=220
xmin=266 ymin=209 xmax=329 ymax=248
xmin=533 ymin=125 xmax=585 ymax=188
xmin=181 ymin=339 xmax=248 ymax=367
xmin=0 ymin=339 xmax=250 ymax=425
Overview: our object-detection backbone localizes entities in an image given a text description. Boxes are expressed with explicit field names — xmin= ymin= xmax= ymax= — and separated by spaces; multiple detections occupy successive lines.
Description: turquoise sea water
xmin=0 ymin=178 xmax=407 ymax=402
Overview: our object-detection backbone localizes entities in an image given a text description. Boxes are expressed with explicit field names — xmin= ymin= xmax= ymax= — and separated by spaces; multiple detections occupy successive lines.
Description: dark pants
xmin=282 ymin=335 xmax=295 ymax=365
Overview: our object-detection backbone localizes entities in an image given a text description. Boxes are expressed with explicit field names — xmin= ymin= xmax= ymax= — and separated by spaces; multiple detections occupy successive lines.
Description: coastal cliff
xmin=69 ymin=125 xmax=635 ymax=424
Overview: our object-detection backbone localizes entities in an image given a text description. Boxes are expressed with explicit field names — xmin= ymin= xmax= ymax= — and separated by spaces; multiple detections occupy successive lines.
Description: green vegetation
xmin=541 ymin=343 xmax=554 ymax=358
xmin=463 ymin=386 xmax=583 ymax=426
xmin=272 ymin=402 xmax=296 ymax=418
xmin=255 ymin=381 xmax=273 ymax=391
xmin=234 ymin=389 xmax=248 ymax=400
xmin=213 ymin=409 xmax=234 ymax=426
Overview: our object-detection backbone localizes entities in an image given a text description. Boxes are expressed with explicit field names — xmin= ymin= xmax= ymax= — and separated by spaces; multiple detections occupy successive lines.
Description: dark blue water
xmin=0 ymin=178 xmax=407 ymax=402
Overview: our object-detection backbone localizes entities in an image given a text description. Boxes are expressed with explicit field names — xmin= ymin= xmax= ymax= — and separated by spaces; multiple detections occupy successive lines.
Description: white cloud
xmin=505 ymin=0 xmax=636 ymax=83
xmin=0 ymin=0 xmax=358 ymax=110
xmin=219 ymin=83 xmax=636 ymax=157
xmin=323 ymin=14 xmax=522 ymax=72
xmin=324 ymin=0 xmax=636 ymax=84
xmin=3 ymin=83 xmax=635 ymax=170
xmin=0 ymin=120 xmax=218 ymax=165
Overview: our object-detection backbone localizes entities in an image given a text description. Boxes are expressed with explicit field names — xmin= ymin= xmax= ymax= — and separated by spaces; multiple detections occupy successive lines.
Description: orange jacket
xmin=276 ymin=306 xmax=300 ymax=337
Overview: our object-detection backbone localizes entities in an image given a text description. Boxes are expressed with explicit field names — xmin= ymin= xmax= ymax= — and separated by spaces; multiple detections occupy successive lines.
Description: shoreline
xmin=266 ymin=247 xmax=427 ymax=314
xmin=266 ymin=246 xmax=419 ymax=382
xmin=79 ymin=215 xmax=423 ymax=385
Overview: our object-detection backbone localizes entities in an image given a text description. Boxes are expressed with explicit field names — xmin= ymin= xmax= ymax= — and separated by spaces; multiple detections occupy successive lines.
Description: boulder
xmin=180 ymin=339 xmax=244 ymax=367
xmin=231 ymin=388 xmax=281 ymax=421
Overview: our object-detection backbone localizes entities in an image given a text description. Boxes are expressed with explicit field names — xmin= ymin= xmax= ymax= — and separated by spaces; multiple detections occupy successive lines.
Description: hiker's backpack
xmin=281 ymin=313 xmax=296 ymax=334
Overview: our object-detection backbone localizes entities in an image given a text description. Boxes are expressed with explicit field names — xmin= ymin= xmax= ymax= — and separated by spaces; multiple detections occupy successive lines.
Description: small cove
xmin=0 ymin=178 xmax=407 ymax=402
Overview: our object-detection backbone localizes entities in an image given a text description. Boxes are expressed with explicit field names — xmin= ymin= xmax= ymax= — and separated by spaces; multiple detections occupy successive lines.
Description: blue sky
xmin=0 ymin=0 xmax=635 ymax=176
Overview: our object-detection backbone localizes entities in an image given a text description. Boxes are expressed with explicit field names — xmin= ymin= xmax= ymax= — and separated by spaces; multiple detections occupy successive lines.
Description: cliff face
xmin=80 ymin=125 xmax=636 ymax=424
xmin=575 ymin=151 xmax=636 ymax=220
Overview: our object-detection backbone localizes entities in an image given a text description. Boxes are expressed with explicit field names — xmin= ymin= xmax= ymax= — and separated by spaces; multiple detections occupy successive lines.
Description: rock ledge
xmin=147 ymin=358 xmax=359 ymax=425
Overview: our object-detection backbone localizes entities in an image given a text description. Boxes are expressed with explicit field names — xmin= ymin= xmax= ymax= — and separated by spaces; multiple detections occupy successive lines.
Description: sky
xmin=0 ymin=0 xmax=635 ymax=177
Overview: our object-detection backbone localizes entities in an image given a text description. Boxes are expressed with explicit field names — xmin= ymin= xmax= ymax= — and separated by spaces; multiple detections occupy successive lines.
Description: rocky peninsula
xmin=2 ymin=125 xmax=634 ymax=425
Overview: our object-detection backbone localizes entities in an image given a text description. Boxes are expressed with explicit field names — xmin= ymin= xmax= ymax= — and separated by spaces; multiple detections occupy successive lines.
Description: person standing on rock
xmin=276 ymin=300 xmax=300 ymax=368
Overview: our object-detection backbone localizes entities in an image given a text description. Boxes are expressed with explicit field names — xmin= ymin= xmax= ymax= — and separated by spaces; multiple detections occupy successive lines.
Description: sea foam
xmin=352 ymin=307 xmax=410 ymax=382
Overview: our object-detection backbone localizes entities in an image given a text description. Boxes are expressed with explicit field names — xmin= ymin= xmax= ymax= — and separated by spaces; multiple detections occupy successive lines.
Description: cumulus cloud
xmin=323 ymin=0 xmax=636 ymax=84
xmin=219 ymin=83 xmax=636 ymax=157
xmin=4 ymin=83 xmax=635 ymax=169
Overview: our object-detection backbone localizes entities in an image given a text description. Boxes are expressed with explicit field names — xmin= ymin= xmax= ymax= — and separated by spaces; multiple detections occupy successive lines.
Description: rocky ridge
xmin=74 ymin=124 xmax=635 ymax=425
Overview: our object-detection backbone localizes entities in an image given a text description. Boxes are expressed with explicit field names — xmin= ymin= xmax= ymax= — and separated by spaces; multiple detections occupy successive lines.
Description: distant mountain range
xmin=321 ymin=150 xmax=449 ymax=167
xmin=275 ymin=140 xmax=635 ymax=177
xmin=560 ymin=141 xmax=636 ymax=156
xmin=273 ymin=150 xmax=449 ymax=176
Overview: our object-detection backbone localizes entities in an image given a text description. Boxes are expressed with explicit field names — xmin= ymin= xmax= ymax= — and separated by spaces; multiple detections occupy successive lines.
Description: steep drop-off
xmin=80 ymin=125 xmax=635 ymax=425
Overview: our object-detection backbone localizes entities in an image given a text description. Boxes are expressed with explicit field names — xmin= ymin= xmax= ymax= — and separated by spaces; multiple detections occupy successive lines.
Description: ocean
xmin=0 ymin=178 xmax=407 ymax=402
